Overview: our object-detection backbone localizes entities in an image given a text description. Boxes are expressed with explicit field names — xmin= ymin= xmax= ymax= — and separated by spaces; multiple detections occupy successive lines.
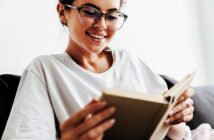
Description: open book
xmin=101 ymin=72 xmax=195 ymax=140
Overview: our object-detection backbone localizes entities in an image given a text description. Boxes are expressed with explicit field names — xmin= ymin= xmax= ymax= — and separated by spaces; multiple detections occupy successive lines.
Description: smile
xmin=86 ymin=32 xmax=107 ymax=41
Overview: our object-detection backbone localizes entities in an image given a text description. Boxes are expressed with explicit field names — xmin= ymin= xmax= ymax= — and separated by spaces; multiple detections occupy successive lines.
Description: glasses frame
xmin=64 ymin=4 xmax=128 ymax=30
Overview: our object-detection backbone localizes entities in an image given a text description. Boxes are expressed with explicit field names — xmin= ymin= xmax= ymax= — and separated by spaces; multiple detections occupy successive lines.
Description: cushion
xmin=0 ymin=74 xmax=21 ymax=137
xmin=188 ymin=86 xmax=214 ymax=129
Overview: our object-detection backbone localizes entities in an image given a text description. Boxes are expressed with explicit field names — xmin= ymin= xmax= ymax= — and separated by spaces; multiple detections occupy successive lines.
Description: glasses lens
xmin=78 ymin=6 xmax=127 ymax=30
xmin=106 ymin=12 xmax=125 ymax=30
xmin=79 ymin=7 xmax=100 ymax=27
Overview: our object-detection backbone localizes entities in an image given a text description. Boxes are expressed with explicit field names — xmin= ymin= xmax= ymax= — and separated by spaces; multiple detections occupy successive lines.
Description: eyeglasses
xmin=64 ymin=4 xmax=128 ymax=30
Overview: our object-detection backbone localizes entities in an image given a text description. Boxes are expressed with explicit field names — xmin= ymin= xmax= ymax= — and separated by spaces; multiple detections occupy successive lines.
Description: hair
xmin=59 ymin=0 xmax=126 ymax=9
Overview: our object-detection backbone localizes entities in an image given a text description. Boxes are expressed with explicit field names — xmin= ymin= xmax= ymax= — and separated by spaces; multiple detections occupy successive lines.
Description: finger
xmin=61 ymin=101 xmax=107 ymax=131
xmin=89 ymin=98 xmax=99 ymax=105
xmin=170 ymin=98 xmax=193 ymax=116
xmin=172 ymin=105 xmax=194 ymax=122
xmin=183 ymin=113 xmax=194 ymax=122
xmin=188 ymin=88 xmax=195 ymax=97
xmin=85 ymin=99 xmax=101 ymax=120
xmin=75 ymin=107 xmax=116 ymax=136
xmin=85 ymin=99 xmax=105 ymax=120
xmin=79 ymin=119 xmax=115 ymax=140
xmin=180 ymin=88 xmax=195 ymax=100
xmin=177 ymin=95 xmax=185 ymax=103
xmin=177 ymin=88 xmax=195 ymax=103
xmin=169 ymin=113 xmax=194 ymax=125
xmin=165 ymin=106 xmax=194 ymax=125
xmin=93 ymin=134 xmax=103 ymax=140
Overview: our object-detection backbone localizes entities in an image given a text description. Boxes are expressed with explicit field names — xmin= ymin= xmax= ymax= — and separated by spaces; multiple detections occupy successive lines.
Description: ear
xmin=57 ymin=3 xmax=68 ymax=25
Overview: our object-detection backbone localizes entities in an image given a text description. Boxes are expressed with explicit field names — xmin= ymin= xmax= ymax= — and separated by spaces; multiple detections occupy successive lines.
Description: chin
xmin=87 ymin=45 xmax=106 ymax=54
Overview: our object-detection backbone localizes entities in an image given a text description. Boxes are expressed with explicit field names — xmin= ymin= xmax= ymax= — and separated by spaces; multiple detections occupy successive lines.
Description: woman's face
xmin=64 ymin=0 xmax=121 ymax=54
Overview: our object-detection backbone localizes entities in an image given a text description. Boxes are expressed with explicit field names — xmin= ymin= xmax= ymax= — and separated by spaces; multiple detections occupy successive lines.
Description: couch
xmin=0 ymin=74 xmax=214 ymax=137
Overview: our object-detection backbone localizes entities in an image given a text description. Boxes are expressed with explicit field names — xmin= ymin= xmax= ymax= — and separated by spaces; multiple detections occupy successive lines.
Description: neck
xmin=66 ymin=41 xmax=113 ymax=73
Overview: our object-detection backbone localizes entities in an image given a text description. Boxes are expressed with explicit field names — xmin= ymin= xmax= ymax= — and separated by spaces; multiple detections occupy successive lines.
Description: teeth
xmin=89 ymin=33 xmax=105 ymax=39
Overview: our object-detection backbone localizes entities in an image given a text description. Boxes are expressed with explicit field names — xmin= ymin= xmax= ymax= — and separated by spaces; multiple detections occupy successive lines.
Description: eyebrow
xmin=81 ymin=3 xmax=119 ymax=12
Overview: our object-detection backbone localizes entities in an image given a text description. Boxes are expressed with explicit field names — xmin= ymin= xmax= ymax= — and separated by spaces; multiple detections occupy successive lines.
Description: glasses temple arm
xmin=64 ymin=4 xmax=78 ymax=10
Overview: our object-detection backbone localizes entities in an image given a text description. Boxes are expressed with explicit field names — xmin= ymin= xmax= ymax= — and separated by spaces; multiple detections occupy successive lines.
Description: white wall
xmin=196 ymin=0 xmax=214 ymax=85
xmin=0 ymin=0 xmax=211 ymax=86
xmin=111 ymin=0 xmax=207 ymax=86
xmin=0 ymin=0 xmax=67 ymax=74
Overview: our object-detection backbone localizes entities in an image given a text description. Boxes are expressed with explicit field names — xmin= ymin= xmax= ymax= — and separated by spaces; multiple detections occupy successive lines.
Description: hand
xmin=165 ymin=88 xmax=195 ymax=125
xmin=60 ymin=100 xmax=116 ymax=140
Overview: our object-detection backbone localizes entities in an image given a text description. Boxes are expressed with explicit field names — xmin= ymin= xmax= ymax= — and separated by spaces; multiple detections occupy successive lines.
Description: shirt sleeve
xmin=2 ymin=70 xmax=57 ymax=140
xmin=184 ymin=125 xmax=192 ymax=140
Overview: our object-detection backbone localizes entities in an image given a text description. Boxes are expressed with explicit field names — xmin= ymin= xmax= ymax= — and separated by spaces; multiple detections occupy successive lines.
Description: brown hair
xmin=59 ymin=0 xmax=126 ymax=9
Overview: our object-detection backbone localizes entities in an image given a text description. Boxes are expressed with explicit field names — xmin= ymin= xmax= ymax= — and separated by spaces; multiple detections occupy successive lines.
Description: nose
xmin=93 ymin=16 xmax=107 ymax=29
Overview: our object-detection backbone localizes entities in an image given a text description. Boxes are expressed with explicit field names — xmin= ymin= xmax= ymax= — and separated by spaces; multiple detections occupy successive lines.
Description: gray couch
xmin=0 ymin=74 xmax=214 ymax=138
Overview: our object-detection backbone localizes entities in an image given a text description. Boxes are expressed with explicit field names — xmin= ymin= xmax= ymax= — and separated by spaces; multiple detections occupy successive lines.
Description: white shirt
xmin=2 ymin=49 xmax=168 ymax=140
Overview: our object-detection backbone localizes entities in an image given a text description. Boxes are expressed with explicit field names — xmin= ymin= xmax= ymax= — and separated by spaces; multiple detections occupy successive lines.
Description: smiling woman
xmin=2 ymin=0 xmax=195 ymax=139
xmin=57 ymin=0 xmax=127 ymax=73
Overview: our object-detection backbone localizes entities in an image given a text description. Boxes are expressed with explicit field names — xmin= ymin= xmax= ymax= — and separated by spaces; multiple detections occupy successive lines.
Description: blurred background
xmin=0 ymin=0 xmax=213 ymax=86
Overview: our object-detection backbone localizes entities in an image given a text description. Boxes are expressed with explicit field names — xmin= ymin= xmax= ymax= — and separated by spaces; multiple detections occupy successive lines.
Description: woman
xmin=2 ymin=0 xmax=194 ymax=139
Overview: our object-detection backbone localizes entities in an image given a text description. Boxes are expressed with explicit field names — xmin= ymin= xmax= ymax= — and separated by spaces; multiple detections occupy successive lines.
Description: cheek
xmin=68 ymin=17 xmax=87 ymax=39
xmin=107 ymin=30 xmax=116 ymax=41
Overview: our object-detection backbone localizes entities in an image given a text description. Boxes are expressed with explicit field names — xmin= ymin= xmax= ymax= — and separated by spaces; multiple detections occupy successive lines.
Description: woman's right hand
xmin=60 ymin=100 xmax=116 ymax=140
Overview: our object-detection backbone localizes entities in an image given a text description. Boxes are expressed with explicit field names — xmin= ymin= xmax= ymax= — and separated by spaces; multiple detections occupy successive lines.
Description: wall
xmin=0 ymin=0 xmax=66 ymax=74
xmin=111 ymin=0 xmax=207 ymax=86
xmin=196 ymin=0 xmax=214 ymax=85
xmin=0 ymin=0 xmax=211 ymax=86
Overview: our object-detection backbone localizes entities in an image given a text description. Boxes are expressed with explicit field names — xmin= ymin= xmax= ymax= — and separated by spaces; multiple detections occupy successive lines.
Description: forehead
xmin=73 ymin=0 xmax=121 ymax=11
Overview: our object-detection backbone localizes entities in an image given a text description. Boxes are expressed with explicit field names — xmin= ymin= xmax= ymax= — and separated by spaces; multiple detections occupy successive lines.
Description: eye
xmin=80 ymin=7 xmax=99 ymax=18
xmin=106 ymin=13 xmax=120 ymax=21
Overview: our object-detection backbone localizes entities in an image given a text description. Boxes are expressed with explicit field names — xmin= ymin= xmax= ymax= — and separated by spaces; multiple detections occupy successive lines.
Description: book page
xmin=150 ymin=72 xmax=195 ymax=140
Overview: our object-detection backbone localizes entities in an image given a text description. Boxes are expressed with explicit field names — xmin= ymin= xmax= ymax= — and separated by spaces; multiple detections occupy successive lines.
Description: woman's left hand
xmin=165 ymin=88 xmax=195 ymax=125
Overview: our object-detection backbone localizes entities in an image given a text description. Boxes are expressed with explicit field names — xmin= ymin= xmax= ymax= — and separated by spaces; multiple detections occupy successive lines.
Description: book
xmin=101 ymin=72 xmax=195 ymax=140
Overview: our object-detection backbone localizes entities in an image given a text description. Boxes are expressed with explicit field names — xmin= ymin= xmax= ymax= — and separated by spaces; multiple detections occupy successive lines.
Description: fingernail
xmin=100 ymin=101 xmax=107 ymax=106
xmin=109 ymin=119 xmax=116 ymax=124
xmin=109 ymin=107 xmax=116 ymax=113
xmin=86 ymin=114 xmax=92 ymax=120
xmin=180 ymin=96 xmax=184 ymax=101
xmin=165 ymin=119 xmax=170 ymax=124
xmin=169 ymin=111 xmax=174 ymax=116
xmin=189 ymin=88 xmax=195 ymax=96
